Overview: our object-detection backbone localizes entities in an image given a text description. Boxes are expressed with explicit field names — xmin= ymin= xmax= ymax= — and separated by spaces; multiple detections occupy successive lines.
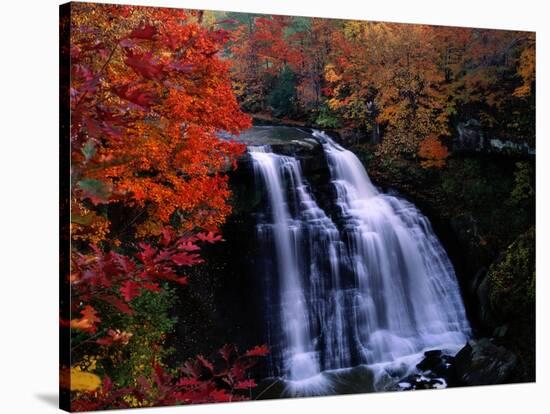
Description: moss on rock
xmin=485 ymin=227 xmax=536 ymax=382
xmin=488 ymin=227 xmax=535 ymax=321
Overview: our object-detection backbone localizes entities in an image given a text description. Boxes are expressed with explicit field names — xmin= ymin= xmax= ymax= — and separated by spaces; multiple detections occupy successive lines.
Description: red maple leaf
xmin=81 ymin=305 xmax=101 ymax=325
xmin=120 ymin=280 xmax=141 ymax=302
xmin=196 ymin=232 xmax=223 ymax=244
xmin=234 ymin=379 xmax=257 ymax=389
xmin=219 ymin=344 xmax=235 ymax=362
xmin=70 ymin=305 xmax=101 ymax=333
xmin=244 ymin=344 xmax=269 ymax=357
xmin=177 ymin=241 xmax=200 ymax=252
xmin=124 ymin=51 xmax=164 ymax=80
xmin=127 ymin=24 xmax=157 ymax=40
xmin=137 ymin=243 xmax=157 ymax=264
xmin=182 ymin=361 xmax=202 ymax=379
xmin=196 ymin=355 xmax=214 ymax=372
xmin=171 ymin=252 xmax=202 ymax=266
xmin=102 ymin=295 xmax=134 ymax=315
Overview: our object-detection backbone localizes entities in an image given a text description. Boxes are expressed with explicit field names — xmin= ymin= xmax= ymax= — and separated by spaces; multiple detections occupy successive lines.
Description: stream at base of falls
xmin=242 ymin=126 xmax=471 ymax=396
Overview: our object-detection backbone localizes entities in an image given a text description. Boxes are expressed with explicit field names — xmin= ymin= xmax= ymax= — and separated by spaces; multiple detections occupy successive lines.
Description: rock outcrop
xmin=455 ymin=338 xmax=518 ymax=386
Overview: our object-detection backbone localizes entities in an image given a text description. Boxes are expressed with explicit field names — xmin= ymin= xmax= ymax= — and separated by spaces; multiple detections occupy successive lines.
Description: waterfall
xmin=250 ymin=146 xmax=320 ymax=381
xmin=315 ymin=131 xmax=471 ymax=364
xmin=249 ymin=130 xmax=471 ymax=391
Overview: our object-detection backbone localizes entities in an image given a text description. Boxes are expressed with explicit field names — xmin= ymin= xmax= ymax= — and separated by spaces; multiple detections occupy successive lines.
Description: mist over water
xmin=249 ymin=128 xmax=470 ymax=394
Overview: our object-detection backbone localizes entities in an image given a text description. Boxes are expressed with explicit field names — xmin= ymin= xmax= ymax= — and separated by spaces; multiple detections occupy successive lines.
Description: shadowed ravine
xmin=245 ymin=127 xmax=471 ymax=396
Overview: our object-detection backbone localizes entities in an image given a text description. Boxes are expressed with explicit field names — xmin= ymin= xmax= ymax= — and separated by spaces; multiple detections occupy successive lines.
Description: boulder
xmin=416 ymin=350 xmax=455 ymax=380
xmin=396 ymin=374 xmax=446 ymax=391
xmin=454 ymin=119 xmax=484 ymax=152
xmin=455 ymin=338 xmax=518 ymax=386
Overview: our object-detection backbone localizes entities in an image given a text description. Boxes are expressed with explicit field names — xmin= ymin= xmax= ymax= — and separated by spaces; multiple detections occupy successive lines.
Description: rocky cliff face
xmin=234 ymin=126 xmax=329 ymax=179
xmin=454 ymin=118 xmax=535 ymax=155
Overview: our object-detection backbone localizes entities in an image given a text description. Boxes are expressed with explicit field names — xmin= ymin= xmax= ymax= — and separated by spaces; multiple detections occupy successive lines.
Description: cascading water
xmin=250 ymin=145 xmax=349 ymax=390
xmin=250 ymin=146 xmax=320 ymax=382
xmin=248 ymin=128 xmax=470 ymax=394
xmin=315 ymin=131 xmax=471 ymax=367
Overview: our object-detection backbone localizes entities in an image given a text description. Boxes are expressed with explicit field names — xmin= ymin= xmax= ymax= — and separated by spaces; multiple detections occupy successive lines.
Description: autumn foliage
xmin=70 ymin=4 xmax=250 ymax=240
xmin=63 ymin=3 xmax=265 ymax=410
xmin=67 ymin=344 xmax=269 ymax=411
xmin=418 ymin=135 xmax=449 ymax=168
xmin=227 ymin=16 xmax=535 ymax=161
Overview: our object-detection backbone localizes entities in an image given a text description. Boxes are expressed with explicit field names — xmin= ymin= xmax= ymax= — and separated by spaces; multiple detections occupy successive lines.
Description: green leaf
xmin=81 ymin=139 xmax=96 ymax=161
xmin=77 ymin=178 xmax=112 ymax=205
xmin=71 ymin=212 xmax=94 ymax=226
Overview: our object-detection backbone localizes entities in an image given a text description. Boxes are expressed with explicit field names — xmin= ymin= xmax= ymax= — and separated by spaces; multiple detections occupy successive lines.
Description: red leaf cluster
xmin=70 ymin=344 xmax=269 ymax=411
xmin=70 ymin=230 xmax=219 ymax=322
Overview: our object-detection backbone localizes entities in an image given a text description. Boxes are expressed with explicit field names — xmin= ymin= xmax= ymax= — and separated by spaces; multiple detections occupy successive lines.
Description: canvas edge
xmin=60 ymin=2 xmax=72 ymax=412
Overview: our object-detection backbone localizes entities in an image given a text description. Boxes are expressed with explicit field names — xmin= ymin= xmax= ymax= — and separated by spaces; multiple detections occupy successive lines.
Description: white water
xmin=249 ymin=130 xmax=470 ymax=393
xmin=250 ymin=146 xmax=321 ymax=381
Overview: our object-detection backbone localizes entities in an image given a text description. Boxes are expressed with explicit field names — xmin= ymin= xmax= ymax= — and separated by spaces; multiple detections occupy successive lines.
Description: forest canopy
xmin=223 ymin=13 xmax=535 ymax=161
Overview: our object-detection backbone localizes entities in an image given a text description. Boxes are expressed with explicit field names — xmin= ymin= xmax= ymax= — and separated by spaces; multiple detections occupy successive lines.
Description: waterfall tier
xmin=248 ymin=129 xmax=471 ymax=391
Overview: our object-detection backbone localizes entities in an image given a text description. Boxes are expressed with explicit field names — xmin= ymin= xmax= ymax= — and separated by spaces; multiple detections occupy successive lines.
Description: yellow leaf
xmin=69 ymin=368 xmax=102 ymax=392
xmin=324 ymin=64 xmax=342 ymax=83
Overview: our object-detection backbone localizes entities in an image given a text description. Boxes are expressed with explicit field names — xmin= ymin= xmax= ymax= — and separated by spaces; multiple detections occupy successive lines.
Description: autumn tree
xmin=289 ymin=18 xmax=339 ymax=111
xmin=324 ymin=21 xmax=380 ymax=130
xmin=324 ymin=22 xmax=450 ymax=159
xmin=445 ymin=29 xmax=536 ymax=145
xmin=69 ymin=1 xmax=251 ymax=310
xmin=230 ymin=14 xmax=317 ymax=117
xmin=63 ymin=3 xmax=265 ymax=409
xmin=71 ymin=4 xmax=250 ymax=241
xmin=514 ymin=36 xmax=535 ymax=98
xmin=376 ymin=24 xmax=452 ymax=159
xmin=418 ymin=134 xmax=449 ymax=168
